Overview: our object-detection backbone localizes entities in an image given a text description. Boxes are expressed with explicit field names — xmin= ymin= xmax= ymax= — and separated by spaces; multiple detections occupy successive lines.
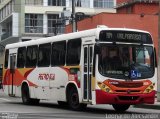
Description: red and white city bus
xmin=2 ymin=26 xmax=157 ymax=112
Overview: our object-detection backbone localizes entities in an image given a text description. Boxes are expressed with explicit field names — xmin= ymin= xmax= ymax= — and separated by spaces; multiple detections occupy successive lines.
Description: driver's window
xmin=136 ymin=47 xmax=151 ymax=66
xmin=136 ymin=48 xmax=145 ymax=64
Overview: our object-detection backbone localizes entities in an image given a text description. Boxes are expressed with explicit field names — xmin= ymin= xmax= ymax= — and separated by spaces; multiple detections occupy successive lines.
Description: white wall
xmin=43 ymin=0 xmax=48 ymax=6
xmin=90 ymin=0 xmax=94 ymax=8
xmin=43 ymin=14 xmax=47 ymax=34
xmin=12 ymin=13 xmax=19 ymax=37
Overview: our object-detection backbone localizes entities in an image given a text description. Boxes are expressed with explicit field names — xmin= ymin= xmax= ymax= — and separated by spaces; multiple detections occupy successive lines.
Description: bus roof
xmin=5 ymin=27 xmax=150 ymax=49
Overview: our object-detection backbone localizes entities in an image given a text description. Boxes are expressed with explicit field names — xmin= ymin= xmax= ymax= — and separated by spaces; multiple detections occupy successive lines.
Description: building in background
xmin=65 ymin=0 xmax=159 ymax=53
xmin=65 ymin=13 xmax=158 ymax=55
xmin=0 ymin=0 xmax=116 ymax=64
xmin=116 ymin=0 xmax=158 ymax=14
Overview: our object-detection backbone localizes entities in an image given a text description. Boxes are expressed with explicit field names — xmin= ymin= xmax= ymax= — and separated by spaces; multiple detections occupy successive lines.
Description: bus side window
xmin=26 ymin=45 xmax=38 ymax=68
xmin=4 ymin=49 xmax=9 ymax=69
xmin=66 ymin=38 xmax=81 ymax=66
xmin=51 ymin=41 xmax=66 ymax=66
xmin=38 ymin=43 xmax=51 ymax=67
xmin=17 ymin=47 xmax=26 ymax=68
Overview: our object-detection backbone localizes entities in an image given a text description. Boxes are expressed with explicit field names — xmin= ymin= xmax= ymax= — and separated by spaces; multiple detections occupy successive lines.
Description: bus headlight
xmin=98 ymin=82 xmax=113 ymax=93
xmin=105 ymin=88 xmax=110 ymax=93
xmin=143 ymin=83 xmax=155 ymax=93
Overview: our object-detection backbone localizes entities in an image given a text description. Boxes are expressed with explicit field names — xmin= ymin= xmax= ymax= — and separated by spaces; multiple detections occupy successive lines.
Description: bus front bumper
xmin=96 ymin=90 xmax=155 ymax=105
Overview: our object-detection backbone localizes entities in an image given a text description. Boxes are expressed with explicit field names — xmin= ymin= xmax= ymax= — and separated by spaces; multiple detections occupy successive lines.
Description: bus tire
xmin=21 ymin=84 xmax=32 ymax=105
xmin=68 ymin=88 xmax=87 ymax=111
xmin=21 ymin=84 xmax=40 ymax=105
xmin=112 ymin=104 xmax=130 ymax=112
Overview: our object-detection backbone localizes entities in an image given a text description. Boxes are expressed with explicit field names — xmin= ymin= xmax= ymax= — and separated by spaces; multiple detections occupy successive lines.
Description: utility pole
xmin=72 ymin=0 xmax=76 ymax=32
xmin=158 ymin=0 xmax=160 ymax=102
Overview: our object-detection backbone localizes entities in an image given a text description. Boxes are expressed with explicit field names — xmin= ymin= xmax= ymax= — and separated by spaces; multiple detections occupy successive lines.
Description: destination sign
xmin=99 ymin=30 xmax=152 ymax=44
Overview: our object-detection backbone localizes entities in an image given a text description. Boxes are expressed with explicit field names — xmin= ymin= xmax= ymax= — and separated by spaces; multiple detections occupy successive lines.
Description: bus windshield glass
xmin=98 ymin=45 xmax=154 ymax=79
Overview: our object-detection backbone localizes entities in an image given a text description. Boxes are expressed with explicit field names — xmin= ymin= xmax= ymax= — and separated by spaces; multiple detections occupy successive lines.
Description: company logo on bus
xmin=38 ymin=73 xmax=55 ymax=80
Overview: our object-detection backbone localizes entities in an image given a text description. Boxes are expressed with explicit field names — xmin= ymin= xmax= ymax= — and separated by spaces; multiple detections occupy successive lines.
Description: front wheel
xmin=112 ymin=104 xmax=130 ymax=112
xmin=68 ymin=88 xmax=87 ymax=111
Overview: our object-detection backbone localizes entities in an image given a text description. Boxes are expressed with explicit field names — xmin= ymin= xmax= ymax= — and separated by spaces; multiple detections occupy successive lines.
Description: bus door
xmin=82 ymin=45 xmax=93 ymax=102
xmin=8 ymin=54 xmax=16 ymax=96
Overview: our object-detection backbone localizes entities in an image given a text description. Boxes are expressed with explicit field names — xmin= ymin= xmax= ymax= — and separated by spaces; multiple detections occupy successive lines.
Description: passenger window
xmin=17 ymin=47 xmax=26 ymax=68
xmin=51 ymin=41 xmax=66 ymax=66
xmin=26 ymin=45 xmax=38 ymax=67
xmin=4 ymin=49 xmax=9 ymax=69
xmin=38 ymin=43 xmax=51 ymax=67
xmin=66 ymin=39 xmax=81 ymax=65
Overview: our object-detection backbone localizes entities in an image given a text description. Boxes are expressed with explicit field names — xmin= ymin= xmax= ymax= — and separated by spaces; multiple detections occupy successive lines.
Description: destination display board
xmin=99 ymin=30 xmax=153 ymax=44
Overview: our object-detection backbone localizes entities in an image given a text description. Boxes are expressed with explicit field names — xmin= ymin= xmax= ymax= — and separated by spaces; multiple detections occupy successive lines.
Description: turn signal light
xmin=98 ymin=82 xmax=113 ymax=93
xmin=143 ymin=83 xmax=155 ymax=93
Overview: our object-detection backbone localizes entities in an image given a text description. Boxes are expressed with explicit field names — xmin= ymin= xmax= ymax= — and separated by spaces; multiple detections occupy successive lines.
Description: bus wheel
xmin=112 ymin=104 xmax=130 ymax=112
xmin=68 ymin=88 xmax=87 ymax=111
xmin=22 ymin=84 xmax=40 ymax=105
xmin=21 ymin=84 xmax=31 ymax=105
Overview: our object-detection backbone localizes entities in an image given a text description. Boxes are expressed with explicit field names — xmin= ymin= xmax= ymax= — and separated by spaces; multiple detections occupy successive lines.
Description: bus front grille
xmin=115 ymin=90 xmax=141 ymax=93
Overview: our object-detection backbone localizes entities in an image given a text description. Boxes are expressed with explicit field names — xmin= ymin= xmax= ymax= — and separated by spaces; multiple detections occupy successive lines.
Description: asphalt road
xmin=0 ymin=90 xmax=159 ymax=119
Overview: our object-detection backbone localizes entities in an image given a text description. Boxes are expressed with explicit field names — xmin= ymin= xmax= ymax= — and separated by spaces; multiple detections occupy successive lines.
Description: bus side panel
xmin=14 ymin=68 xmax=35 ymax=97
xmin=15 ymin=85 xmax=21 ymax=97
xmin=49 ymin=67 xmax=68 ymax=101
xmin=27 ymin=67 xmax=50 ymax=99
xmin=26 ymin=67 xmax=69 ymax=101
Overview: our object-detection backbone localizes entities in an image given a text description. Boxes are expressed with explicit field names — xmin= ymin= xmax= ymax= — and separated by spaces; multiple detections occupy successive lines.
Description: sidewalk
xmin=134 ymin=99 xmax=160 ymax=110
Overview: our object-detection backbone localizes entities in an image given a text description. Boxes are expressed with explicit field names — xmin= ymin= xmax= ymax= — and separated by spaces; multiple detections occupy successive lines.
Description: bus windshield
xmin=98 ymin=44 xmax=154 ymax=79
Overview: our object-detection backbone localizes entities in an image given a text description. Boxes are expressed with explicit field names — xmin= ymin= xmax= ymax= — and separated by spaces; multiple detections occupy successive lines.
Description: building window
xmin=0 ymin=0 xmax=4 ymax=3
xmin=69 ymin=0 xmax=90 ymax=7
xmin=51 ymin=41 xmax=66 ymax=66
xmin=17 ymin=47 xmax=26 ymax=68
xmin=48 ymin=0 xmax=66 ymax=6
xmin=0 ymin=0 xmax=14 ymax=22
xmin=38 ymin=43 xmax=51 ymax=67
xmin=25 ymin=14 xmax=43 ymax=33
xmin=48 ymin=14 xmax=64 ymax=35
xmin=25 ymin=0 xmax=43 ymax=5
xmin=94 ymin=0 xmax=114 ymax=8
xmin=26 ymin=45 xmax=38 ymax=67
xmin=66 ymin=39 xmax=81 ymax=65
